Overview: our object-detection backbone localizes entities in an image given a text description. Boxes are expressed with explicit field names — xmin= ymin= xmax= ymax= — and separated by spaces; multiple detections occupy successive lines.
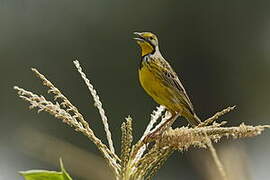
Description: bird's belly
xmin=139 ymin=66 xmax=180 ymax=112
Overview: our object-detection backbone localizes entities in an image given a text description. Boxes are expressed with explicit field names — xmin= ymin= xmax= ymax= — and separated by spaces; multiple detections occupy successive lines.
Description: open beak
xmin=133 ymin=32 xmax=145 ymax=42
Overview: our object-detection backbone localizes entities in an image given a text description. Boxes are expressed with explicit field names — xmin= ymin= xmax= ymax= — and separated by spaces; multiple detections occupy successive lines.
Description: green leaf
xmin=20 ymin=158 xmax=72 ymax=180
xmin=20 ymin=170 xmax=64 ymax=180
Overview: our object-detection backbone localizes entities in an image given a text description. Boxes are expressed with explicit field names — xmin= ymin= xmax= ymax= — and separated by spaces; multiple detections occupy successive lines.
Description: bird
xmin=133 ymin=32 xmax=201 ymax=132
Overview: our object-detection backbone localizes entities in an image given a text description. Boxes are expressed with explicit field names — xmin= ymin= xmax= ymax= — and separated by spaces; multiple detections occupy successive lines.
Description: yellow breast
xmin=139 ymin=65 xmax=160 ymax=97
xmin=138 ymin=64 xmax=181 ymax=112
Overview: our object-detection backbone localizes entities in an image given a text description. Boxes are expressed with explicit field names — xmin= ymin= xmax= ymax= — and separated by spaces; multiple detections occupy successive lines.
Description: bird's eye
xmin=149 ymin=37 xmax=154 ymax=40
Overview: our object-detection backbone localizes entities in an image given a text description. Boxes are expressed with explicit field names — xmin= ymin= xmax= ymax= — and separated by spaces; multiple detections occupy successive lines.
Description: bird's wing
xmin=158 ymin=59 xmax=195 ymax=113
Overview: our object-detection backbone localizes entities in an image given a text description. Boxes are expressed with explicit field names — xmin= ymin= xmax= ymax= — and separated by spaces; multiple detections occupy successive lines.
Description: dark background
xmin=1 ymin=0 xmax=270 ymax=179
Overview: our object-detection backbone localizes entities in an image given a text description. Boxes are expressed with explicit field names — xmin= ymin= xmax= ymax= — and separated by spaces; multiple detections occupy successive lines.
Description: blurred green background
xmin=1 ymin=0 xmax=270 ymax=179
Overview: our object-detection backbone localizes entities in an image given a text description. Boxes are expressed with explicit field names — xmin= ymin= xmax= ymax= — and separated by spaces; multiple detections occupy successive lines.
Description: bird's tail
xmin=183 ymin=110 xmax=201 ymax=127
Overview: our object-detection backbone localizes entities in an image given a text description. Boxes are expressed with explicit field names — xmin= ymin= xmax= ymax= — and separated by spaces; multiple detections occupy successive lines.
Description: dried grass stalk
xmin=198 ymin=106 xmax=236 ymax=127
xmin=141 ymin=105 xmax=165 ymax=140
xmin=159 ymin=123 xmax=269 ymax=150
xmin=73 ymin=60 xmax=115 ymax=154
xmin=120 ymin=117 xmax=133 ymax=179
xmin=206 ymin=137 xmax=228 ymax=180
xmin=31 ymin=68 xmax=88 ymax=129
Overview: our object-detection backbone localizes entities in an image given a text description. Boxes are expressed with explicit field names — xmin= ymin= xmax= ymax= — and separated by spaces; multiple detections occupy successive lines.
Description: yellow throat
xmin=137 ymin=41 xmax=155 ymax=56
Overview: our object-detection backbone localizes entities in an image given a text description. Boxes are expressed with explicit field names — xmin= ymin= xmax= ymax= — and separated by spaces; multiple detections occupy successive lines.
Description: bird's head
xmin=133 ymin=32 xmax=159 ymax=56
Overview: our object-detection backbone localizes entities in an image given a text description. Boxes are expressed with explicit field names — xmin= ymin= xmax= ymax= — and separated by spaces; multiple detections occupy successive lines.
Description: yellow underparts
xmin=137 ymin=41 xmax=154 ymax=56
xmin=139 ymin=64 xmax=183 ymax=113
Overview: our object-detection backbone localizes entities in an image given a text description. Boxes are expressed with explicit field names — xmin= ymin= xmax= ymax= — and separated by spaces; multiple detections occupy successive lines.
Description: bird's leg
xmin=144 ymin=111 xmax=179 ymax=143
